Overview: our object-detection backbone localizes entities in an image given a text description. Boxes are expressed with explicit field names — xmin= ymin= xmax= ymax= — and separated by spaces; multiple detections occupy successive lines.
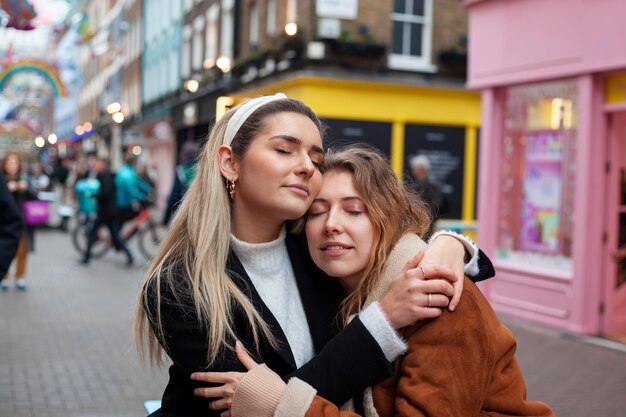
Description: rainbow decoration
xmin=0 ymin=59 xmax=67 ymax=96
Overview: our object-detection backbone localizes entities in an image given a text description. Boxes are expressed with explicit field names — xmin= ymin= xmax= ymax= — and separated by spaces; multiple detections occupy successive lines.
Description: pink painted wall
xmin=465 ymin=0 xmax=626 ymax=334
xmin=465 ymin=0 xmax=626 ymax=89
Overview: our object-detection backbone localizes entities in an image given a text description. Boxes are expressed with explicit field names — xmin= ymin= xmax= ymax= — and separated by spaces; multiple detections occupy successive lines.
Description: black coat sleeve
xmin=287 ymin=316 xmax=394 ymax=406
xmin=145 ymin=274 xmax=250 ymax=416
xmin=470 ymin=249 xmax=496 ymax=283
xmin=0 ymin=172 xmax=23 ymax=277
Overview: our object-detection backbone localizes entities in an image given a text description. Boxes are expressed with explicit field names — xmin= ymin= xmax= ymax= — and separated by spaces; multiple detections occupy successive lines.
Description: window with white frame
xmin=220 ymin=0 xmax=234 ymax=60
xmin=205 ymin=4 xmax=219 ymax=68
xmin=267 ymin=0 xmax=276 ymax=36
xmin=389 ymin=0 xmax=435 ymax=72
xmin=192 ymin=15 xmax=205 ymax=71
xmin=182 ymin=25 xmax=192 ymax=78
xmin=249 ymin=2 xmax=259 ymax=48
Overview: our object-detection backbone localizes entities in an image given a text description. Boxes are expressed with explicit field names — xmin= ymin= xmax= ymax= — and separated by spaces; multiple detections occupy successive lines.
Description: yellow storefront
xmin=226 ymin=75 xmax=481 ymax=237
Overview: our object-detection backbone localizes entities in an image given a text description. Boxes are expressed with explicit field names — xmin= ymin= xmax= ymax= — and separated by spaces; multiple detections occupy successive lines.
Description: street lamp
xmin=35 ymin=135 xmax=45 ymax=148
xmin=112 ymin=112 xmax=125 ymax=124
xmin=216 ymin=56 xmax=232 ymax=73
xmin=48 ymin=133 xmax=57 ymax=144
xmin=184 ymin=79 xmax=199 ymax=93
xmin=107 ymin=102 xmax=122 ymax=114
xmin=285 ymin=22 xmax=298 ymax=36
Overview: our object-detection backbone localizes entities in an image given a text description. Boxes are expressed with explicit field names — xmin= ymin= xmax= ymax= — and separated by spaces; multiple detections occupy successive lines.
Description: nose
xmin=295 ymin=153 xmax=316 ymax=178
xmin=324 ymin=209 xmax=343 ymax=235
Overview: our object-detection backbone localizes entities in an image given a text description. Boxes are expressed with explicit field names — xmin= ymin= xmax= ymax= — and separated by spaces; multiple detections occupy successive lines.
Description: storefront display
xmin=497 ymin=80 xmax=577 ymax=271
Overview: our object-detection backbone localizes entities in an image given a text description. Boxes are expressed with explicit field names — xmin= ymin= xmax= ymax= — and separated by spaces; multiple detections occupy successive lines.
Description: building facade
xmin=173 ymin=0 xmax=482 ymax=228
xmin=140 ymin=0 xmax=183 ymax=207
xmin=465 ymin=0 xmax=626 ymax=339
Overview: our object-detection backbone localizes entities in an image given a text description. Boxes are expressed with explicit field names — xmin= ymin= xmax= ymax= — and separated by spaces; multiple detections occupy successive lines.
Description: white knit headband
xmin=223 ymin=93 xmax=288 ymax=146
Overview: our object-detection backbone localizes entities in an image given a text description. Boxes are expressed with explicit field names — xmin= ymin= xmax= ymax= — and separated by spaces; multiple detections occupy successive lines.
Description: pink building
xmin=465 ymin=0 xmax=626 ymax=339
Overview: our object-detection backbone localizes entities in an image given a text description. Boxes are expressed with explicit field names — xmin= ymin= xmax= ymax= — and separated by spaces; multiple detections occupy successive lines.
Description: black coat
xmin=146 ymin=234 xmax=395 ymax=417
xmin=146 ymin=234 xmax=496 ymax=417
xmin=0 ymin=171 xmax=24 ymax=277
xmin=96 ymin=169 xmax=118 ymax=221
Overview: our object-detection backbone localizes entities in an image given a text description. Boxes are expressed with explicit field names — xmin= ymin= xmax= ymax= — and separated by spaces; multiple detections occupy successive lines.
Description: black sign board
xmin=322 ymin=118 xmax=391 ymax=158
xmin=404 ymin=124 xmax=465 ymax=219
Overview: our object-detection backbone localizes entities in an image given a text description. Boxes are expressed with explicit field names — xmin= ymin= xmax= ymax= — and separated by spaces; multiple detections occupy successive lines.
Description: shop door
xmin=604 ymin=112 xmax=626 ymax=335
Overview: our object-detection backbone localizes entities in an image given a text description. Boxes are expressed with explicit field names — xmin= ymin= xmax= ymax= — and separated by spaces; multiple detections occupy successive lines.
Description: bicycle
xmin=71 ymin=205 xmax=166 ymax=261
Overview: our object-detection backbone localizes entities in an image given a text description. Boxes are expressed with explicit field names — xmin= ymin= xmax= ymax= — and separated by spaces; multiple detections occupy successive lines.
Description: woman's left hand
xmin=191 ymin=341 xmax=259 ymax=416
xmin=420 ymin=235 xmax=466 ymax=311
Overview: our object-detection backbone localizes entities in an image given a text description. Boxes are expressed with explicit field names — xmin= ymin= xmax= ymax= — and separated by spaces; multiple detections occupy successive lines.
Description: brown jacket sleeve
xmin=376 ymin=278 xmax=554 ymax=417
xmin=302 ymin=396 xmax=360 ymax=417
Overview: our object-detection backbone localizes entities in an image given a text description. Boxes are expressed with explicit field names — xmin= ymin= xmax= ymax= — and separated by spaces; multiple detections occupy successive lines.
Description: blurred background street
xmin=0 ymin=228 xmax=624 ymax=417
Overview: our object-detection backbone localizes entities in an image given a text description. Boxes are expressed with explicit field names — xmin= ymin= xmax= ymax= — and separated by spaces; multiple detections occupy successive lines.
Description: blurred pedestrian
xmin=162 ymin=141 xmax=198 ymax=225
xmin=1 ymin=152 xmax=35 ymax=290
xmin=31 ymin=163 xmax=50 ymax=192
xmin=115 ymin=152 xmax=152 ymax=224
xmin=409 ymin=154 xmax=445 ymax=238
xmin=0 ymin=170 xmax=23 ymax=281
xmin=81 ymin=156 xmax=134 ymax=267
xmin=74 ymin=162 xmax=100 ymax=220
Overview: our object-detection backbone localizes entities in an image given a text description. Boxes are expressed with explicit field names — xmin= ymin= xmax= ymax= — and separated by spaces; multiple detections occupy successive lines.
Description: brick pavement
xmin=1 ymin=228 xmax=625 ymax=416
xmin=0 ymin=228 xmax=167 ymax=417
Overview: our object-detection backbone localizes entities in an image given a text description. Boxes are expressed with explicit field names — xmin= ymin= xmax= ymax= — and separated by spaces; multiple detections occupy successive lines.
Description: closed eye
xmin=274 ymin=147 xmax=291 ymax=155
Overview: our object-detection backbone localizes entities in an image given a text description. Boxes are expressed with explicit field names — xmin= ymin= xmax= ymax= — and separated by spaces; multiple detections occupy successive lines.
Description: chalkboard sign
xmin=322 ymin=118 xmax=391 ymax=158
xmin=404 ymin=124 xmax=465 ymax=219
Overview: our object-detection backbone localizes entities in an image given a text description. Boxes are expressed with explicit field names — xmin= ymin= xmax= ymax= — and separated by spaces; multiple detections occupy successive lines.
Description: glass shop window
xmin=497 ymin=80 xmax=578 ymax=271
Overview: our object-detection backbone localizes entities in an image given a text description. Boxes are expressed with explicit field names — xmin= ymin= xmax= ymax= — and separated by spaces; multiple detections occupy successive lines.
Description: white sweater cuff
xmin=359 ymin=301 xmax=407 ymax=362
xmin=428 ymin=230 xmax=480 ymax=277
xmin=274 ymin=378 xmax=317 ymax=417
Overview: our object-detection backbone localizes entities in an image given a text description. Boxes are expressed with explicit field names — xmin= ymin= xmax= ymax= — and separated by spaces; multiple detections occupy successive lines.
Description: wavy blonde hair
xmin=134 ymin=98 xmax=325 ymax=367
xmin=297 ymin=145 xmax=432 ymax=324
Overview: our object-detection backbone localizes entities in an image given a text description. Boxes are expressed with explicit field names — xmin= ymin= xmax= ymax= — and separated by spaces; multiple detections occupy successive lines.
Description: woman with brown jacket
xmin=193 ymin=146 xmax=554 ymax=417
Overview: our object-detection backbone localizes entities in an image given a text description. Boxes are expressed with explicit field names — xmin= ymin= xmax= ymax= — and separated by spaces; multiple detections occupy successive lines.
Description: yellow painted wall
xmin=605 ymin=72 xmax=626 ymax=104
xmin=231 ymin=76 xmax=481 ymax=222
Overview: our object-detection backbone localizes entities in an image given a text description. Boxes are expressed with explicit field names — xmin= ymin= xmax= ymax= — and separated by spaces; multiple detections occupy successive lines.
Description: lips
xmin=285 ymin=183 xmax=310 ymax=197
xmin=321 ymin=242 xmax=353 ymax=251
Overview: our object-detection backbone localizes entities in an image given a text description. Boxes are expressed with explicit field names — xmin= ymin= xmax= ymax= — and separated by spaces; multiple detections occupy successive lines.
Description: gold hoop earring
xmin=226 ymin=178 xmax=236 ymax=199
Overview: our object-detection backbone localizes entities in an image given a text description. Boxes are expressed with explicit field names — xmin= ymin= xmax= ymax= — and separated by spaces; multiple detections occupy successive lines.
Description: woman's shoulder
xmin=403 ymin=278 xmax=495 ymax=342
xmin=144 ymin=260 xmax=194 ymax=306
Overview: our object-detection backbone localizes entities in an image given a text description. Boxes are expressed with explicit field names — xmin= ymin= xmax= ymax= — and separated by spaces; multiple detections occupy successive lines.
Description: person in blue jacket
xmin=115 ymin=153 xmax=152 ymax=223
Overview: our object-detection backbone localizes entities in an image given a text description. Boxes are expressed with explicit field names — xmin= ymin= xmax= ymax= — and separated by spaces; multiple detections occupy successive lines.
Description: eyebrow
xmin=269 ymin=135 xmax=324 ymax=155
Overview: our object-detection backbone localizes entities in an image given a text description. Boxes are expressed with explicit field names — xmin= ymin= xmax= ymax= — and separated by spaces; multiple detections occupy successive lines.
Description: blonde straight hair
xmin=297 ymin=146 xmax=432 ymax=324
xmin=134 ymin=98 xmax=324 ymax=367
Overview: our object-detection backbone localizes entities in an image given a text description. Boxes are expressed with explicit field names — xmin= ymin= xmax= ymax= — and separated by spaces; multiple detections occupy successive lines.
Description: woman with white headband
xmin=134 ymin=94 xmax=494 ymax=416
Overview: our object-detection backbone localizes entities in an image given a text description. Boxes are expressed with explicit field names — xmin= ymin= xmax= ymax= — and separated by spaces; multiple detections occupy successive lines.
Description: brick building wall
xmin=341 ymin=0 xmax=392 ymax=45
xmin=432 ymin=0 xmax=468 ymax=63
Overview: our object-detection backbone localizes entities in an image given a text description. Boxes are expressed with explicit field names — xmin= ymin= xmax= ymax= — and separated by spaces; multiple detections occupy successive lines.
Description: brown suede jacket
xmin=232 ymin=234 xmax=555 ymax=417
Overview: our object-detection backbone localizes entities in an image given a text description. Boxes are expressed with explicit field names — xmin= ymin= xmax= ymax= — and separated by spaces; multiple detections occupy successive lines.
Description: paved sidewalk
xmin=0 ymin=228 xmax=168 ymax=417
xmin=500 ymin=315 xmax=626 ymax=416
xmin=1 ymin=228 xmax=625 ymax=416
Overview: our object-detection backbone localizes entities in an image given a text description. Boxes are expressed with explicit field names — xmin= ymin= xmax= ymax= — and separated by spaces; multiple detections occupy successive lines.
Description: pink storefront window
xmin=497 ymin=80 xmax=577 ymax=271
